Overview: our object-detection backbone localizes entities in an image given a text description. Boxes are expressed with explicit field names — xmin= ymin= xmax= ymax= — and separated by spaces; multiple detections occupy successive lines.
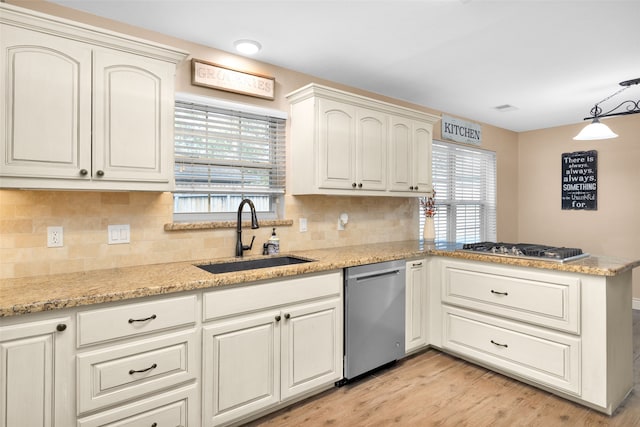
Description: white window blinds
xmin=422 ymin=140 xmax=496 ymax=243
xmin=174 ymin=100 xmax=286 ymax=195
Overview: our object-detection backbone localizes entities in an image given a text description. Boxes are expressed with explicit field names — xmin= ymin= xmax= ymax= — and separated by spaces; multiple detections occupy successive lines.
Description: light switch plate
xmin=299 ymin=218 xmax=308 ymax=232
xmin=108 ymin=224 xmax=130 ymax=244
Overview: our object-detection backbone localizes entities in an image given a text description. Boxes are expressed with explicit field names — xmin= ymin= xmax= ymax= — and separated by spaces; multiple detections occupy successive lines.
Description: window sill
xmin=164 ymin=219 xmax=294 ymax=232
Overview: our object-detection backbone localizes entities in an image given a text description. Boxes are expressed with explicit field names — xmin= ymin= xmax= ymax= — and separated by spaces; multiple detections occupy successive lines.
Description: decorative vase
xmin=424 ymin=216 xmax=435 ymax=242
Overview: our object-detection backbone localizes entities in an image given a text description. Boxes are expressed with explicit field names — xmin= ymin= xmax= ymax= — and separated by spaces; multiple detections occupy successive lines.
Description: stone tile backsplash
xmin=0 ymin=190 xmax=419 ymax=279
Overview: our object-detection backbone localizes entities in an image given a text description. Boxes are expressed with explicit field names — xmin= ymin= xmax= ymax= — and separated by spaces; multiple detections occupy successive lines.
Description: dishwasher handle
xmin=353 ymin=269 xmax=401 ymax=282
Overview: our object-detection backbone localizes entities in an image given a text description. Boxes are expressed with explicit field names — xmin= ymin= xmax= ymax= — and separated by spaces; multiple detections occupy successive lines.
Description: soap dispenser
xmin=267 ymin=228 xmax=280 ymax=255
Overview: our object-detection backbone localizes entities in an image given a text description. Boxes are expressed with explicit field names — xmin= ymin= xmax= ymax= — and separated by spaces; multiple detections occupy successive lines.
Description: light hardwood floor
xmin=249 ymin=310 xmax=640 ymax=426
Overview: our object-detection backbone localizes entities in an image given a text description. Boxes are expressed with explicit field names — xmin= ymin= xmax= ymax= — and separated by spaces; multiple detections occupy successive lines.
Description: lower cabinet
xmin=76 ymin=386 xmax=196 ymax=427
xmin=0 ymin=316 xmax=74 ymax=427
xmin=405 ymin=258 xmax=428 ymax=354
xmin=431 ymin=257 xmax=633 ymax=415
xmin=202 ymin=272 xmax=343 ymax=426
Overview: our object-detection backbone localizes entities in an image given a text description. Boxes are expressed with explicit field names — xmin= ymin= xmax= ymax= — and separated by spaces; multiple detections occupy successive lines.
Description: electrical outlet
xmin=47 ymin=226 xmax=63 ymax=248
xmin=299 ymin=218 xmax=308 ymax=232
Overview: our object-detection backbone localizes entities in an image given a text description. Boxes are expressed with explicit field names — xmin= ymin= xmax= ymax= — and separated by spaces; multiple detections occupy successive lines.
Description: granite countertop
xmin=1 ymin=240 xmax=638 ymax=317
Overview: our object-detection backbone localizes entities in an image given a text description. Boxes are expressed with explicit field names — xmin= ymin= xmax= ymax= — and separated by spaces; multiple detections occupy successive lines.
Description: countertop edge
xmin=2 ymin=241 xmax=638 ymax=318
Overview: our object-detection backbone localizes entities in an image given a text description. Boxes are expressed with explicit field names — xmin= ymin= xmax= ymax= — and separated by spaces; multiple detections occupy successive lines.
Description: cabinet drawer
xmin=77 ymin=386 xmax=194 ymax=427
xmin=204 ymin=271 xmax=342 ymax=321
xmin=77 ymin=329 xmax=197 ymax=414
xmin=441 ymin=260 xmax=580 ymax=333
xmin=77 ymin=295 xmax=196 ymax=346
xmin=443 ymin=306 xmax=581 ymax=395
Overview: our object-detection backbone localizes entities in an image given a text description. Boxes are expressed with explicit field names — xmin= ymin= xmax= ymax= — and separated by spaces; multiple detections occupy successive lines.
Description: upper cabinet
xmin=287 ymin=84 xmax=440 ymax=197
xmin=0 ymin=4 xmax=188 ymax=191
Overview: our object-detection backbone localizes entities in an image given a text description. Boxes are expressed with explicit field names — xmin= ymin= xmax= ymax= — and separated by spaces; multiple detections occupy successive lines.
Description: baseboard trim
xmin=633 ymin=298 xmax=640 ymax=311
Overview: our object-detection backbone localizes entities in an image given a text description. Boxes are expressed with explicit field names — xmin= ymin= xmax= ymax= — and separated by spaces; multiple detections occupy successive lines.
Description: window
xmin=173 ymin=95 xmax=286 ymax=221
xmin=420 ymin=140 xmax=496 ymax=243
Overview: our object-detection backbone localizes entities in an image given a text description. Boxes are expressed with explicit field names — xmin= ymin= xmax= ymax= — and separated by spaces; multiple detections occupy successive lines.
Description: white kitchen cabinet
xmin=203 ymin=310 xmax=281 ymax=426
xmin=0 ymin=315 xmax=74 ymax=427
xmin=0 ymin=4 xmax=187 ymax=191
xmin=287 ymin=83 xmax=439 ymax=197
xmin=315 ymin=98 xmax=387 ymax=192
xmin=280 ymin=299 xmax=342 ymax=400
xmin=76 ymin=386 xmax=196 ymax=427
xmin=430 ymin=257 xmax=633 ymax=415
xmin=388 ymin=117 xmax=433 ymax=193
xmin=75 ymin=294 xmax=199 ymax=424
xmin=405 ymin=258 xmax=428 ymax=353
xmin=202 ymin=271 xmax=343 ymax=426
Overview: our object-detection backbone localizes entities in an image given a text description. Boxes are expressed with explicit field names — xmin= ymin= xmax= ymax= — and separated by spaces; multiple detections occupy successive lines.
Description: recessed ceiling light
xmin=234 ymin=39 xmax=261 ymax=55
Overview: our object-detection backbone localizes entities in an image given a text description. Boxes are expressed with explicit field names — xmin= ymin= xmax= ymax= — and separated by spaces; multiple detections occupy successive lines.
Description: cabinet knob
xmin=275 ymin=315 xmax=281 ymax=322
xmin=415 ymin=186 xmax=419 ymax=191
xmin=79 ymin=169 xmax=88 ymax=176
xmin=409 ymin=186 xmax=414 ymax=190
xmin=352 ymin=183 xmax=357 ymax=188
xmin=96 ymin=170 xmax=105 ymax=177
xmin=284 ymin=313 xmax=291 ymax=320
xmin=56 ymin=323 xmax=67 ymax=332
xmin=358 ymin=183 xmax=363 ymax=188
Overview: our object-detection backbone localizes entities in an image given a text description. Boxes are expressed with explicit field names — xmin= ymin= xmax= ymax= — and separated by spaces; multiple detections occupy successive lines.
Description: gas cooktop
xmin=458 ymin=242 xmax=590 ymax=263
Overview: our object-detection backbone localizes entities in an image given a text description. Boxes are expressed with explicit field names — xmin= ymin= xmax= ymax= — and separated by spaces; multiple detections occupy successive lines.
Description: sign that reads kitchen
xmin=191 ymin=59 xmax=275 ymax=100
xmin=441 ymin=115 xmax=482 ymax=145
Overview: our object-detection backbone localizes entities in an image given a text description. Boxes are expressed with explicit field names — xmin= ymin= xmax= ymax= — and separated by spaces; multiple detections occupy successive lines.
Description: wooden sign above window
xmin=191 ymin=59 xmax=275 ymax=100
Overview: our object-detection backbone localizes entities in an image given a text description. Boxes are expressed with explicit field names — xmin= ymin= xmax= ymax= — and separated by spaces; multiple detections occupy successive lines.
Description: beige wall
xmin=1 ymin=0 xmax=592 ymax=284
xmin=518 ymin=114 xmax=640 ymax=297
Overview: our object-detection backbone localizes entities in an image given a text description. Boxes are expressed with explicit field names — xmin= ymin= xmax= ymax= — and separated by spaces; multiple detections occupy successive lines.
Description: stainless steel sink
xmin=196 ymin=256 xmax=313 ymax=274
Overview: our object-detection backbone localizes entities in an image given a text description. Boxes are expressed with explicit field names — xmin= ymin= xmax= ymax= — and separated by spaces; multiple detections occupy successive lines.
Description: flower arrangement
xmin=420 ymin=192 xmax=437 ymax=218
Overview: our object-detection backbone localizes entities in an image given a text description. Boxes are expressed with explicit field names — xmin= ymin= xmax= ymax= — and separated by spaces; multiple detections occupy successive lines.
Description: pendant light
xmin=573 ymin=78 xmax=640 ymax=140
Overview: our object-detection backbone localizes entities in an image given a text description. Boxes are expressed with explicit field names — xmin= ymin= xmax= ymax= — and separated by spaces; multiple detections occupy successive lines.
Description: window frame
xmin=421 ymin=139 xmax=497 ymax=243
xmin=172 ymin=93 xmax=287 ymax=222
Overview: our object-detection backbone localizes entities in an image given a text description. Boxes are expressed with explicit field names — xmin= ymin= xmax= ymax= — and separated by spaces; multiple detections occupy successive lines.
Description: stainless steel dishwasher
xmin=341 ymin=259 xmax=406 ymax=383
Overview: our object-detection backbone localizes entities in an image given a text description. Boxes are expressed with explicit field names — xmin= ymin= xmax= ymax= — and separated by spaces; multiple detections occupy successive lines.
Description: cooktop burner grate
xmin=460 ymin=242 xmax=589 ymax=263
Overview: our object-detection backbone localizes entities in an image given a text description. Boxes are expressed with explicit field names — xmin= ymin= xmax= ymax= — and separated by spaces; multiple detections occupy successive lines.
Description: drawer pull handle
xmin=129 ymin=363 xmax=157 ymax=375
xmin=490 ymin=340 xmax=508 ymax=348
xmin=490 ymin=290 xmax=508 ymax=296
xmin=412 ymin=262 xmax=423 ymax=267
xmin=128 ymin=314 xmax=157 ymax=324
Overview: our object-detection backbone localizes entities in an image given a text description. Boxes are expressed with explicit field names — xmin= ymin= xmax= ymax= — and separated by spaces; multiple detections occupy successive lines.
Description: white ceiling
xmin=49 ymin=0 xmax=640 ymax=132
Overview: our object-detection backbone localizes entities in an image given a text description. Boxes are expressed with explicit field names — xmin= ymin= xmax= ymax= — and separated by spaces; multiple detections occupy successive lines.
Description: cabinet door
xmin=317 ymin=98 xmax=356 ymax=190
xmin=202 ymin=311 xmax=280 ymax=426
xmin=280 ymin=298 xmax=343 ymax=401
xmin=412 ymin=122 xmax=433 ymax=192
xmin=0 ymin=317 xmax=73 ymax=427
xmin=405 ymin=259 xmax=428 ymax=353
xmin=388 ymin=116 xmax=413 ymax=192
xmin=356 ymin=108 xmax=387 ymax=191
xmin=92 ymin=49 xmax=174 ymax=184
xmin=0 ymin=25 xmax=92 ymax=180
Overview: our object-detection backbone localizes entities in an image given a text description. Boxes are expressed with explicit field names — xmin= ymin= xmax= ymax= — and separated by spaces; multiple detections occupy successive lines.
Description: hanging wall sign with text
xmin=441 ymin=115 xmax=482 ymax=145
xmin=561 ymin=150 xmax=597 ymax=210
xmin=191 ymin=59 xmax=275 ymax=100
